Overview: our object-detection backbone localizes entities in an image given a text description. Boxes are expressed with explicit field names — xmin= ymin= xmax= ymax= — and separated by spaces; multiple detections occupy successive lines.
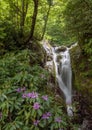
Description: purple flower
xmin=16 ymin=88 xmax=21 ymax=92
xmin=42 ymin=95 xmax=48 ymax=101
xmin=42 ymin=114 xmax=49 ymax=119
xmin=31 ymin=92 xmax=38 ymax=98
xmin=46 ymin=112 xmax=51 ymax=116
xmin=33 ymin=120 xmax=40 ymax=126
xmin=55 ymin=117 xmax=62 ymax=123
xmin=22 ymin=93 xmax=27 ymax=98
xmin=0 ymin=112 xmax=2 ymax=119
xmin=26 ymin=92 xmax=38 ymax=98
xmin=22 ymin=92 xmax=38 ymax=99
xmin=33 ymin=102 xmax=40 ymax=110
xmin=16 ymin=87 xmax=26 ymax=93
xmin=42 ymin=112 xmax=51 ymax=119
xmin=27 ymin=93 xmax=32 ymax=98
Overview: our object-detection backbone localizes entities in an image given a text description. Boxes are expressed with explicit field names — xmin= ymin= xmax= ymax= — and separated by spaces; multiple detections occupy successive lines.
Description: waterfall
xmin=43 ymin=41 xmax=74 ymax=116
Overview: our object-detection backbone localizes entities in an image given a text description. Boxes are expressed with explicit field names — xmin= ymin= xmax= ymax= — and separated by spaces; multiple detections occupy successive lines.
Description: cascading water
xmin=52 ymin=47 xmax=73 ymax=116
xmin=43 ymin=41 xmax=73 ymax=116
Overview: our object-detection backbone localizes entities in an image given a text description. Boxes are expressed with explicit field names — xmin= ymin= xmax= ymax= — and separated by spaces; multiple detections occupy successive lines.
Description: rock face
xmin=70 ymin=44 xmax=92 ymax=129
xmin=29 ymin=41 xmax=45 ymax=66
xmin=56 ymin=55 xmax=62 ymax=63
xmin=42 ymin=41 xmax=54 ymax=73
xmin=44 ymin=45 xmax=67 ymax=72
xmin=45 ymin=61 xmax=54 ymax=72
xmin=47 ymin=55 xmax=53 ymax=61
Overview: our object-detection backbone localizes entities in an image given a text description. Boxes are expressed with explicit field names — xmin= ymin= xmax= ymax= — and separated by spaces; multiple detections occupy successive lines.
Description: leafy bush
xmin=0 ymin=90 xmax=68 ymax=130
xmin=0 ymin=49 xmax=47 ymax=89
xmin=0 ymin=49 xmax=69 ymax=130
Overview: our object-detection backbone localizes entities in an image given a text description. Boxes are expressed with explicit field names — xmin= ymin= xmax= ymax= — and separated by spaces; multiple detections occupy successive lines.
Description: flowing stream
xmin=43 ymin=41 xmax=74 ymax=116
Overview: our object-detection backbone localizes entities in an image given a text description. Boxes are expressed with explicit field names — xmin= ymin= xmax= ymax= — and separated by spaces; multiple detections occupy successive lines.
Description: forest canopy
xmin=0 ymin=0 xmax=74 ymax=51
xmin=0 ymin=0 xmax=92 ymax=52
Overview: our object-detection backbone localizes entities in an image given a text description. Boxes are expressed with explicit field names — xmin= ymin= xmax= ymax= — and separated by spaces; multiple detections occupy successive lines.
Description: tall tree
xmin=20 ymin=0 xmax=29 ymax=37
xmin=26 ymin=0 xmax=38 ymax=44
xmin=41 ymin=0 xmax=53 ymax=40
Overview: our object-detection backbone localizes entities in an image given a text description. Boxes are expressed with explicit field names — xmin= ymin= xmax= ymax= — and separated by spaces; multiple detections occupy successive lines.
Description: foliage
xmin=83 ymin=38 xmax=92 ymax=59
xmin=0 ymin=49 xmax=69 ymax=130
xmin=46 ymin=0 xmax=70 ymax=45
xmin=0 ymin=90 xmax=68 ymax=130
xmin=0 ymin=49 xmax=47 ymax=89
xmin=63 ymin=0 xmax=92 ymax=35
xmin=0 ymin=0 xmax=92 ymax=50
xmin=62 ymin=0 xmax=92 ymax=53
xmin=0 ymin=0 xmax=76 ymax=50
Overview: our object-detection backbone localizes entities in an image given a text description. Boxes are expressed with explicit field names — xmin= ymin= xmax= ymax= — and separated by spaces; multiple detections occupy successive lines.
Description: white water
xmin=43 ymin=41 xmax=73 ymax=116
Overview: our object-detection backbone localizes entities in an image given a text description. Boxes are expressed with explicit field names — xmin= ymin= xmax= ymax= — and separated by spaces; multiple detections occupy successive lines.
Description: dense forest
xmin=0 ymin=0 xmax=92 ymax=130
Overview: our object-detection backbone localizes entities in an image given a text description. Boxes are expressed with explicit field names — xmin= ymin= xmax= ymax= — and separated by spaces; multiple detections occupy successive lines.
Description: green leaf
xmin=37 ymin=109 xmax=42 ymax=116
xmin=31 ymin=109 xmax=36 ymax=117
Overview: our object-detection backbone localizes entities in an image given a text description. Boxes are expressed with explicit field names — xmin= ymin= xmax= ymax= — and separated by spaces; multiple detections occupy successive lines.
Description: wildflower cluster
xmin=9 ymin=89 xmax=67 ymax=129
xmin=33 ymin=112 xmax=52 ymax=126
xmin=33 ymin=113 xmax=62 ymax=127
xmin=33 ymin=102 xmax=40 ymax=110
xmin=22 ymin=92 xmax=38 ymax=98
xmin=42 ymin=95 xmax=48 ymax=101
xmin=0 ymin=50 xmax=68 ymax=129
xmin=42 ymin=112 xmax=51 ymax=119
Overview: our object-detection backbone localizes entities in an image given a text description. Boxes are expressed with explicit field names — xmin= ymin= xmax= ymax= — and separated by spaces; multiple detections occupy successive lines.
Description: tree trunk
xmin=20 ymin=0 xmax=29 ymax=37
xmin=26 ymin=0 xmax=38 ymax=44
xmin=41 ymin=5 xmax=51 ymax=40
xmin=30 ymin=0 xmax=38 ymax=39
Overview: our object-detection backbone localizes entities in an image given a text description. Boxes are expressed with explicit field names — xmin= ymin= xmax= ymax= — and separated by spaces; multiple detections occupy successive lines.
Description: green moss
xmin=70 ymin=45 xmax=92 ymax=115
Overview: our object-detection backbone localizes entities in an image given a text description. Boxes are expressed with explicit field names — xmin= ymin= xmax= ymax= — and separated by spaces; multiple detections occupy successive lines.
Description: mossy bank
xmin=70 ymin=45 xmax=92 ymax=129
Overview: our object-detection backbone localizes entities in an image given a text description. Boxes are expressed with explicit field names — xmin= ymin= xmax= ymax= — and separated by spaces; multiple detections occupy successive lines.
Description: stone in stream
xmin=45 ymin=61 xmax=54 ymax=72
xmin=67 ymin=105 xmax=73 ymax=117
xmin=56 ymin=55 xmax=62 ymax=63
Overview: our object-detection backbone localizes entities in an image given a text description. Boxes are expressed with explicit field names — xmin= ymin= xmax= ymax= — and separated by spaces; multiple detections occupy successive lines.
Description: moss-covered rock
xmin=70 ymin=44 xmax=92 ymax=125
xmin=28 ymin=40 xmax=45 ymax=66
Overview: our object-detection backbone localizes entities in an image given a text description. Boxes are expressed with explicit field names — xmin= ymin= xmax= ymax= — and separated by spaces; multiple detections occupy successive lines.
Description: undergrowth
xmin=0 ymin=49 xmax=74 ymax=130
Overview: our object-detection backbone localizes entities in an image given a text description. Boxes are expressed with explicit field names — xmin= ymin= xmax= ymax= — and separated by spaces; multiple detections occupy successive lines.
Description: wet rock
xmin=55 ymin=46 xmax=67 ymax=53
xmin=45 ymin=61 xmax=54 ymax=72
xmin=56 ymin=55 xmax=62 ymax=63
xmin=47 ymin=55 xmax=53 ymax=61
xmin=81 ymin=119 xmax=89 ymax=130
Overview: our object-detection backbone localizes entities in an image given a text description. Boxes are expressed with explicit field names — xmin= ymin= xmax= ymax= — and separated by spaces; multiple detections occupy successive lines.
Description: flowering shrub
xmin=0 ymin=50 xmax=69 ymax=130
xmin=0 ymin=89 xmax=68 ymax=130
